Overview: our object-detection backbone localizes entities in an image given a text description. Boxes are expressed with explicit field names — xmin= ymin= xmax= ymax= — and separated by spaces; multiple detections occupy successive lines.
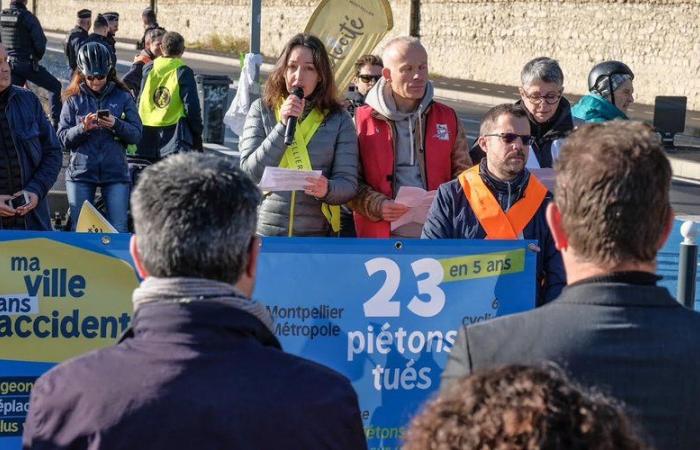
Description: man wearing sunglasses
xmin=423 ymin=104 xmax=565 ymax=305
xmin=345 ymin=54 xmax=383 ymax=117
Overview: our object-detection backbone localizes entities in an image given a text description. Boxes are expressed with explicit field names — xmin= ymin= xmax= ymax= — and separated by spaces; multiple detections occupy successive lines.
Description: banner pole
xmin=677 ymin=220 xmax=698 ymax=309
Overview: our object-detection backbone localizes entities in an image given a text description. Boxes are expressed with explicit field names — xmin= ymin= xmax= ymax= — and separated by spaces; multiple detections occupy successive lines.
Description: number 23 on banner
xmin=363 ymin=257 xmax=445 ymax=318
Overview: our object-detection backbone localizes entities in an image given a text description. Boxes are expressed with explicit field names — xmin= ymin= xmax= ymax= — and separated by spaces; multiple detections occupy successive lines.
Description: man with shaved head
xmin=350 ymin=36 xmax=471 ymax=237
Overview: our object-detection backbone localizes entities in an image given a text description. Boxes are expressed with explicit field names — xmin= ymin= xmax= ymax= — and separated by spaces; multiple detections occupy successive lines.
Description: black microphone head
xmin=292 ymin=87 xmax=304 ymax=99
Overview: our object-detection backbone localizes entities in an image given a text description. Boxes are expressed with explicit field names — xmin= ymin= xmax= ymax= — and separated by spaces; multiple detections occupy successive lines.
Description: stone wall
xmin=33 ymin=0 xmax=700 ymax=109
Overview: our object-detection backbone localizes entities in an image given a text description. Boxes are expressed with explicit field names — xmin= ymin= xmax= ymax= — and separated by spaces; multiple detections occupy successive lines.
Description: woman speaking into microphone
xmin=239 ymin=33 xmax=358 ymax=237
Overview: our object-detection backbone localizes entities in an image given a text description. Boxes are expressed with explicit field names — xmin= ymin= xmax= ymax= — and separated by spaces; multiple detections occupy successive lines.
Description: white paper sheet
xmin=391 ymin=186 xmax=437 ymax=231
xmin=258 ymin=167 xmax=322 ymax=192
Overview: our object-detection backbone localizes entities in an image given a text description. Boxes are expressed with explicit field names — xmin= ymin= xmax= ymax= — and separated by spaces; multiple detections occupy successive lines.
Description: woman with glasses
xmin=58 ymin=42 xmax=142 ymax=232
xmin=239 ymin=33 xmax=358 ymax=237
xmin=572 ymin=61 xmax=635 ymax=124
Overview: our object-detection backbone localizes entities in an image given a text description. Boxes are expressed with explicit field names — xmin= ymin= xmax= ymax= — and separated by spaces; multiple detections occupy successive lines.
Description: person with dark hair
xmin=136 ymin=7 xmax=159 ymax=51
xmin=0 ymin=0 xmax=63 ymax=129
xmin=442 ymin=121 xmax=700 ymax=450
xmin=406 ymin=364 xmax=649 ymax=450
xmin=239 ymin=33 xmax=358 ymax=236
xmin=57 ymin=42 xmax=142 ymax=232
xmin=102 ymin=11 xmax=119 ymax=54
xmin=64 ymin=9 xmax=91 ymax=74
xmin=422 ymin=103 xmax=565 ymax=305
xmin=22 ymin=152 xmax=367 ymax=450
xmin=572 ymin=60 xmax=635 ymax=123
xmin=350 ymin=36 xmax=470 ymax=238
xmin=0 ymin=44 xmax=61 ymax=231
xmin=345 ymin=53 xmax=383 ymax=117
xmin=122 ymin=26 xmax=165 ymax=98
xmin=137 ymin=31 xmax=202 ymax=161
xmin=83 ymin=14 xmax=116 ymax=67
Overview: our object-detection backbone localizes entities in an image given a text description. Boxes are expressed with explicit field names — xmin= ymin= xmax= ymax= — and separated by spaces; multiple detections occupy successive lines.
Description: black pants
xmin=10 ymin=60 xmax=62 ymax=129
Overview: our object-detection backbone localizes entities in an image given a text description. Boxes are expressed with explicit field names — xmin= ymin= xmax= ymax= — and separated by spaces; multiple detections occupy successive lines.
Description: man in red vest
xmin=350 ymin=36 xmax=470 ymax=238
xmin=422 ymin=104 xmax=565 ymax=305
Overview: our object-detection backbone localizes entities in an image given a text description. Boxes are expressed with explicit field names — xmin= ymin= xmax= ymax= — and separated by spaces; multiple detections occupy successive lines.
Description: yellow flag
xmin=75 ymin=200 xmax=118 ymax=233
xmin=305 ymin=0 xmax=393 ymax=94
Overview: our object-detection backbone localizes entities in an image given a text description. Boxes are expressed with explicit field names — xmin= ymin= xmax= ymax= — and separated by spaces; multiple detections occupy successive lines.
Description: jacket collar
xmin=516 ymin=97 xmax=574 ymax=141
xmin=554 ymin=279 xmax=680 ymax=308
xmin=119 ymin=300 xmax=282 ymax=349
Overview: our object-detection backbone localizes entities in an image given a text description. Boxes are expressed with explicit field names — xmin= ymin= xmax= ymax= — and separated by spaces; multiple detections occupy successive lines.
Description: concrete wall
xmin=34 ymin=0 xmax=700 ymax=109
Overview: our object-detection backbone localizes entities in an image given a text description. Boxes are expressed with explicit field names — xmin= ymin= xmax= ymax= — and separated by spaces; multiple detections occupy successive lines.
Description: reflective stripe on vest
xmin=458 ymin=164 xmax=547 ymax=239
xmin=139 ymin=57 xmax=186 ymax=127
xmin=273 ymin=105 xmax=340 ymax=236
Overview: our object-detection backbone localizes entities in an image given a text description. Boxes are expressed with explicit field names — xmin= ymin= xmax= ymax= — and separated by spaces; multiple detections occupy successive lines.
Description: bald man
xmin=349 ymin=36 xmax=470 ymax=238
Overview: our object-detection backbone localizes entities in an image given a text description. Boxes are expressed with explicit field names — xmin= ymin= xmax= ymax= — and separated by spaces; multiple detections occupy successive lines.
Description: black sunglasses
xmin=358 ymin=74 xmax=381 ymax=83
xmin=483 ymin=133 xmax=534 ymax=146
xmin=86 ymin=75 xmax=106 ymax=81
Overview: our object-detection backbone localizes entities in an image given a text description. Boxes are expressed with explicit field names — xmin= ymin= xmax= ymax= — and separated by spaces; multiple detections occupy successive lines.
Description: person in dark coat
xmin=22 ymin=152 xmax=368 ymax=450
xmin=83 ymin=14 xmax=116 ymax=68
xmin=0 ymin=0 xmax=62 ymax=129
xmin=136 ymin=31 xmax=202 ymax=161
xmin=64 ymin=9 xmax=91 ymax=74
xmin=470 ymin=57 xmax=573 ymax=168
xmin=122 ymin=26 xmax=164 ymax=98
xmin=136 ymin=7 xmax=159 ymax=51
xmin=0 ymin=44 xmax=61 ymax=231
xmin=422 ymin=104 xmax=565 ymax=305
xmin=102 ymin=11 xmax=119 ymax=53
xmin=441 ymin=121 xmax=700 ymax=450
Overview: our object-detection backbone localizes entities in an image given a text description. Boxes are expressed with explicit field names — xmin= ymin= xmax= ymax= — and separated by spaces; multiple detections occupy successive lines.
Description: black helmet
xmin=76 ymin=42 xmax=113 ymax=78
xmin=588 ymin=60 xmax=634 ymax=92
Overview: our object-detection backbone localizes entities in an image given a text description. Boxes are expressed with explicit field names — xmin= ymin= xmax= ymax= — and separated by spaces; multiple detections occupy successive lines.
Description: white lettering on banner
xmin=363 ymin=257 xmax=446 ymax=318
xmin=347 ymin=323 xmax=457 ymax=362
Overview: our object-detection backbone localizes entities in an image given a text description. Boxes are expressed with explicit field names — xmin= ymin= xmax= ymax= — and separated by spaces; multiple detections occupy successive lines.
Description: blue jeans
xmin=66 ymin=181 xmax=130 ymax=233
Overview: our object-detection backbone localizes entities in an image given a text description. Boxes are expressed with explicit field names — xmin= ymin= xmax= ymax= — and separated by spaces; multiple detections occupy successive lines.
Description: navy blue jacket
xmin=0 ymin=86 xmax=61 ymax=230
xmin=64 ymin=26 xmax=88 ymax=71
xmin=22 ymin=301 xmax=367 ymax=450
xmin=3 ymin=1 xmax=46 ymax=61
xmin=58 ymin=82 xmax=142 ymax=184
xmin=136 ymin=60 xmax=203 ymax=161
xmin=422 ymin=165 xmax=565 ymax=305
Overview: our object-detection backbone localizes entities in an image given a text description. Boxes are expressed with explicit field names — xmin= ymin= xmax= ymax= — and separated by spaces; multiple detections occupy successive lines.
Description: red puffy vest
xmin=354 ymin=102 xmax=458 ymax=237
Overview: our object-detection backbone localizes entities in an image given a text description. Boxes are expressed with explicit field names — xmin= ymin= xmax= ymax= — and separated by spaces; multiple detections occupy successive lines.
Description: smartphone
xmin=7 ymin=192 xmax=29 ymax=209
xmin=97 ymin=109 xmax=110 ymax=120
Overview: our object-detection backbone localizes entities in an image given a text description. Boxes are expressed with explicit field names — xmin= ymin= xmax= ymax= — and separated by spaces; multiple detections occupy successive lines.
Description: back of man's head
xmin=555 ymin=121 xmax=671 ymax=266
xmin=93 ymin=14 xmax=109 ymax=35
xmin=131 ymin=153 xmax=261 ymax=284
xmin=161 ymin=31 xmax=185 ymax=57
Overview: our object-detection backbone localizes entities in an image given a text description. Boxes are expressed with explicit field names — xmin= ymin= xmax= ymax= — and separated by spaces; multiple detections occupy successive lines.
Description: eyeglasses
xmin=522 ymin=91 xmax=562 ymax=105
xmin=86 ymin=75 xmax=106 ymax=81
xmin=483 ymin=133 xmax=534 ymax=146
xmin=358 ymin=74 xmax=381 ymax=83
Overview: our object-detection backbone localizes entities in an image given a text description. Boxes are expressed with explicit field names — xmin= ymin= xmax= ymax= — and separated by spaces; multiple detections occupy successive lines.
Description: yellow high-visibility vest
xmin=139 ymin=57 xmax=186 ymax=127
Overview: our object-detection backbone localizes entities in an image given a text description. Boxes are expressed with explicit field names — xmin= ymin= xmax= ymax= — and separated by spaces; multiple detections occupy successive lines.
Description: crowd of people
xmin=0 ymin=2 xmax=697 ymax=450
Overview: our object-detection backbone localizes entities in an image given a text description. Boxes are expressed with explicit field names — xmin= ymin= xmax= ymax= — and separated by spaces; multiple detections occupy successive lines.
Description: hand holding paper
xmin=390 ymin=187 xmax=437 ymax=231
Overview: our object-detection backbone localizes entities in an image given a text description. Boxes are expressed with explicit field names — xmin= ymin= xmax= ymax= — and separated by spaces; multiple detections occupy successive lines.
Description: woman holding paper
xmin=239 ymin=33 xmax=358 ymax=237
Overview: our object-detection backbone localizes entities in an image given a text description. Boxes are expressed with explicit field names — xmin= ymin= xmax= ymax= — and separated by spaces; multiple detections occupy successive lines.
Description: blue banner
xmin=0 ymin=232 xmax=538 ymax=449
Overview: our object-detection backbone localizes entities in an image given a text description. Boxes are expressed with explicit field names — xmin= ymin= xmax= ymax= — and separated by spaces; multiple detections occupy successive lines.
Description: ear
xmin=477 ymin=135 xmax=489 ymax=154
xmin=546 ymin=202 xmax=568 ymax=251
xmin=656 ymin=207 xmax=675 ymax=251
xmin=381 ymin=66 xmax=391 ymax=82
xmin=246 ymin=236 xmax=261 ymax=279
xmin=129 ymin=235 xmax=150 ymax=279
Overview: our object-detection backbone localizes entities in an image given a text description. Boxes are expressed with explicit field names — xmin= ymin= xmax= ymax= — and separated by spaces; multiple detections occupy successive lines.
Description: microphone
xmin=284 ymin=87 xmax=305 ymax=146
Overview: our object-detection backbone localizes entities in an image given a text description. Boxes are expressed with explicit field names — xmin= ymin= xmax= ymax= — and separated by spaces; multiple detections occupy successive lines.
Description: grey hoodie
xmin=364 ymin=78 xmax=435 ymax=191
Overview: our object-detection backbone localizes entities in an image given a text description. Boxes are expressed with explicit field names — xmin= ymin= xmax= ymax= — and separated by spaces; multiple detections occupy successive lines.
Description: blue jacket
xmin=4 ymin=1 xmax=46 ymax=61
xmin=22 ymin=300 xmax=367 ymax=450
xmin=571 ymin=93 xmax=628 ymax=123
xmin=422 ymin=163 xmax=566 ymax=305
xmin=1 ymin=86 xmax=61 ymax=230
xmin=58 ymin=82 xmax=142 ymax=184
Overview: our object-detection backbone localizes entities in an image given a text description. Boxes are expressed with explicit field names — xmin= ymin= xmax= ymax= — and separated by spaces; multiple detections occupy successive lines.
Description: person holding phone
xmin=57 ymin=41 xmax=142 ymax=232
xmin=239 ymin=33 xmax=358 ymax=237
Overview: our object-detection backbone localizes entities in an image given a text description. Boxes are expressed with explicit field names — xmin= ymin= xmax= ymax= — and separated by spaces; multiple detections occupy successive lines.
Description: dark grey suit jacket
xmin=441 ymin=280 xmax=700 ymax=450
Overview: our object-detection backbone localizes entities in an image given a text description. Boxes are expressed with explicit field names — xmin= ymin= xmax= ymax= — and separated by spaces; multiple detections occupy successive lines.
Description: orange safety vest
xmin=354 ymin=102 xmax=458 ymax=238
xmin=458 ymin=164 xmax=547 ymax=239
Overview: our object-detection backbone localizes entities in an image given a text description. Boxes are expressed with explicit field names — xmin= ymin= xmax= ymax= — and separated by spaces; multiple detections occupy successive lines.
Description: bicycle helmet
xmin=588 ymin=61 xmax=634 ymax=106
xmin=76 ymin=41 xmax=113 ymax=78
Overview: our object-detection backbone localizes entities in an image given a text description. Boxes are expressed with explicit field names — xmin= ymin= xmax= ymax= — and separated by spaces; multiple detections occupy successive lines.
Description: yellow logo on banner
xmin=0 ymin=238 xmax=138 ymax=363
xmin=76 ymin=201 xmax=118 ymax=233
xmin=305 ymin=0 xmax=393 ymax=94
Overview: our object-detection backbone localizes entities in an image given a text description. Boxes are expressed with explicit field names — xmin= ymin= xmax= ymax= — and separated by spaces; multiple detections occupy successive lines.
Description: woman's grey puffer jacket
xmin=239 ymin=99 xmax=358 ymax=236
